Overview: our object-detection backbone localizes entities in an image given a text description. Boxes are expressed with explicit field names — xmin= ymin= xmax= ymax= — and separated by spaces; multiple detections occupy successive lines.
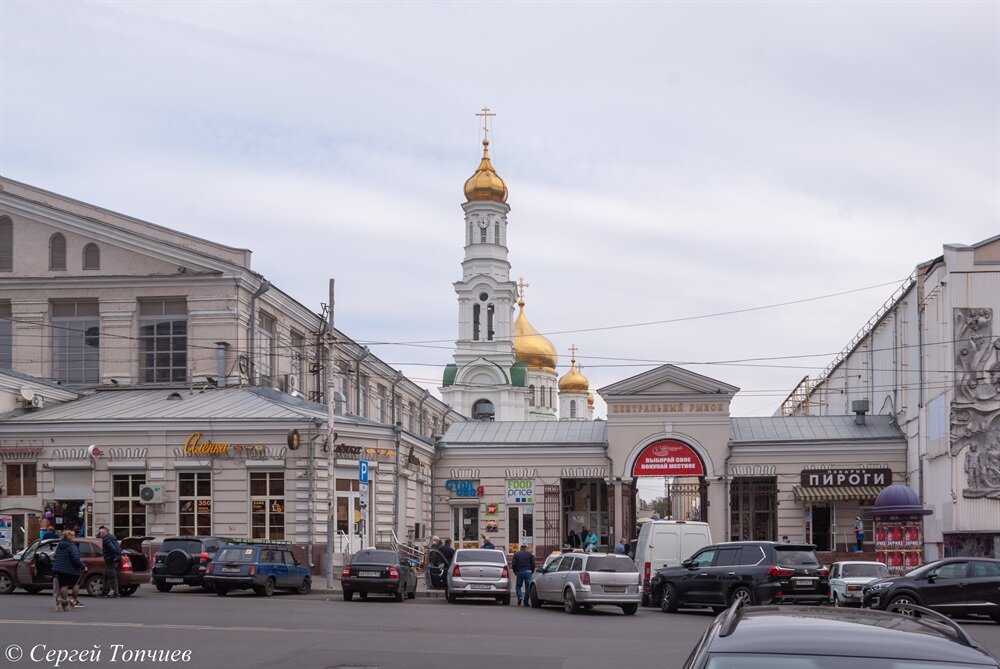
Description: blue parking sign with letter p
xmin=359 ymin=460 xmax=369 ymax=483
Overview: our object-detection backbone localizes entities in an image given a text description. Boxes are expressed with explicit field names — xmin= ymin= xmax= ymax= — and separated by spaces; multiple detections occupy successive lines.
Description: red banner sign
xmin=632 ymin=440 xmax=704 ymax=477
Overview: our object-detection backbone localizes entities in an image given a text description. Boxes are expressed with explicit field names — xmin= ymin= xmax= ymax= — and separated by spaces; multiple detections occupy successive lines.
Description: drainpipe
xmin=390 ymin=371 xmax=403 ymax=537
xmin=724 ymin=447 xmax=732 ymax=541
xmin=307 ymin=417 xmax=322 ymax=569
xmin=604 ymin=442 xmax=613 ymax=546
xmin=247 ymin=279 xmax=271 ymax=385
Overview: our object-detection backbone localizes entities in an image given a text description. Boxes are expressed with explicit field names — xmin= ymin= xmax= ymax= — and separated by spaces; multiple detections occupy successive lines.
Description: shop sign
xmin=485 ymin=519 xmax=500 ymax=533
xmin=445 ymin=480 xmax=483 ymax=497
xmin=483 ymin=503 xmax=501 ymax=516
xmin=632 ymin=440 xmax=705 ymax=477
xmin=506 ymin=479 xmax=534 ymax=504
xmin=333 ymin=444 xmax=395 ymax=459
xmin=800 ymin=468 xmax=892 ymax=487
xmin=181 ymin=432 xmax=269 ymax=458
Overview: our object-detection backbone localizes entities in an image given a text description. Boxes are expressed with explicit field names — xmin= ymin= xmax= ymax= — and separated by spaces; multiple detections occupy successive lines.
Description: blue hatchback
xmin=205 ymin=543 xmax=311 ymax=596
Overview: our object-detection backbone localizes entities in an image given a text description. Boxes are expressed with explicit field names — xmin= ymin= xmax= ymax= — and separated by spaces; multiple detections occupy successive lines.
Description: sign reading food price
xmin=632 ymin=439 xmax=705 ymax=477
xmin=506 ymin=479 xmax=534 ymax=504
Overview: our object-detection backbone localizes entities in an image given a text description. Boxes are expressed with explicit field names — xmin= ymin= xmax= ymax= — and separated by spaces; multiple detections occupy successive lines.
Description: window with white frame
xmin=376 ymin=384 xmax=387 ymax=423
xmin=250 ymin=472 xmax=285 ymax=540
xmin=452 ymin=506 xmax=479 ymax=543
xmin=5 ymin=463 xmax=37 ymax=496
xmin=139 ymin=298 xmax=187 ymax=383
xmin=112 ymin=474 xmax=146 ymax=539
xmin=256 ymin=312 xmax=276 ymax=387
xmin=51 ymin=301 xmax=100 ymax=384
xmin=570 ymin=400 xmax=577 ymax=418
xmin=289 ymin=330 xmax=304 ymax=391
xmin=178 ymin=472 xmax=211 ymax=535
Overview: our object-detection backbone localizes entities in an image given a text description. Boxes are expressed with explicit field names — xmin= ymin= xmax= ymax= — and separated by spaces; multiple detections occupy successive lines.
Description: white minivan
xmin=634 ymin=520 xmax=712 ymax=606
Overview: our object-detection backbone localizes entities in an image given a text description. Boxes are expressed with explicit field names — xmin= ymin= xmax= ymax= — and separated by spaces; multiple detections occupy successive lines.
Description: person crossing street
xmin=511 ymin=544 xmax=536 ymax=607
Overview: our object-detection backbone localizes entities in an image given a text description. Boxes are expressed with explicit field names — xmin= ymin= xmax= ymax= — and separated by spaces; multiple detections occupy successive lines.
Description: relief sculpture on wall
xmin=952 ymin=308 xmax=1000 ymax=499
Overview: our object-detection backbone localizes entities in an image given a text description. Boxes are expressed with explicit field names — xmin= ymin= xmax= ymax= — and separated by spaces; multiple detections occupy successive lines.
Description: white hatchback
xmin=829 ymin=560 xmax=888 ymax=607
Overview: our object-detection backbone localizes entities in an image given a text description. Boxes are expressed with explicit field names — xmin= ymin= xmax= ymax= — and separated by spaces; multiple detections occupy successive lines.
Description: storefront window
xmin=250 ymin=472 xmax=285 ymax=540
xmin=5 ymin=463 xmax=37 ymax=496
xmin=336 ymin=479 xmax=362 ymax=536
xmin=453 ymin=506 xmax=479 ymax=544
xmin=112 ymin=474 xmax=146 ymax=539
xmin=729 ymin=477 xmax=777 ymax=542
xmin=178 ymin=472 xmax=211 ymax=535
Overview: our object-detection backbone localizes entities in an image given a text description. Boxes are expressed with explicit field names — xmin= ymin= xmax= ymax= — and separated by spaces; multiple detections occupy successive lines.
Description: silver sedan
xmin=445 ymin=548 xmax=511 ymax=605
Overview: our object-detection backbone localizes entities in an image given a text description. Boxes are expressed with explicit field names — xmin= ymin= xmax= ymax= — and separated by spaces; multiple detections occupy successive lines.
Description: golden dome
xmin=513 ymin=297 xmax=556 ymax=372
xmin=559 ymin=350 xmax=589 ymax=393
xmin=587 ymin=393 xmax=595 ymax=409
xmin=464 ymin=139 xmax=508 ymax=203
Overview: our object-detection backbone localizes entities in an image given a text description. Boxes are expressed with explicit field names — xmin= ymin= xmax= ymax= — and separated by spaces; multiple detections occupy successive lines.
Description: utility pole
xmin=325 ymin=279 xmax=337 ymax=590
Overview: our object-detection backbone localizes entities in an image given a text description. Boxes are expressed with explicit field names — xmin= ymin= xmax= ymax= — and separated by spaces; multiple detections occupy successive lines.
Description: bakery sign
xmin=800 ymin=468 xmax=893 ymax=487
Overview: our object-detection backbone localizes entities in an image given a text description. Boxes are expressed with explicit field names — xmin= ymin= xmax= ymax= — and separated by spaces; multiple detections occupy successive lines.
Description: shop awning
xmin=793 ymin=485 xmax=883 ymax=502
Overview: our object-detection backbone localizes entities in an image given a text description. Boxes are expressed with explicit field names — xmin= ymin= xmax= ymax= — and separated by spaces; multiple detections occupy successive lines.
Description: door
xmin=966 ymin=560 xmax=1000 ymax=617
xmin=335 ymin=479 xmax=363 ymax=554
xmin=921 ymin=561 xmax=969 ymax=612
xmin=507 ymin=506 xmax=534 ymax=553
xmin=811 ymin=506 xmax=831 ymax=551
xmin=711 ymin=546 xmax=742 ymax=604
xmin=679 ymin=547 xmax=718 ymax=603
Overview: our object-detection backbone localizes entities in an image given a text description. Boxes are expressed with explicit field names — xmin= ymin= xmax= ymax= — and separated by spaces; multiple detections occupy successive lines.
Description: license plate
xmin=165 ymin=577 xmax=183 ymax=583
xmin=358 ymin=571 xmax=380 ymax=578
xmin=603 ymin=586 xmax=626 ymax=593
xmin=469 ymin=584 xmax=492 ymax=590
xmin=793 ymin=578 xmax=815 ymax=589
xmin=221 ymin=567 xmax=240 ymax=574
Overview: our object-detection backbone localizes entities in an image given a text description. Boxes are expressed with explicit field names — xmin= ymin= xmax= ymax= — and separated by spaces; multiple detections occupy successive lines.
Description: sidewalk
xmin=311 ymin=575 xmax=445 ymax=598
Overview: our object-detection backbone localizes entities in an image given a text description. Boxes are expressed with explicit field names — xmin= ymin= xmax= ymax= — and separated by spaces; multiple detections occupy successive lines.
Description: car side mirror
xmin=682 ymin=559 xmax=694 ymax=569
xmin=927 ymin=574 xmax=937 ymax=584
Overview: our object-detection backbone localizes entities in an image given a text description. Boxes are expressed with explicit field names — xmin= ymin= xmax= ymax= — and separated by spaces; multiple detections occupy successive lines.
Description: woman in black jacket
xmin=51 ymin=531 xmax=86 ymax=612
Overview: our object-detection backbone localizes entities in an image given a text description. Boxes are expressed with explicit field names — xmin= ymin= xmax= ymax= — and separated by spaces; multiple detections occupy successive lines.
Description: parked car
xmin=829 ymin=561 xmax=888 ymax=607
xmin=0 ymin=536 xmax=151 ymax=596
xmin=633 ymin=520 xmax=712 ymax=606
xmin=862 ymin=557 xmax=1000 ymax=622
xmin=152 ymin=536 xmax=226 ymax=592
xmin=681 ymin=602 xmax=1000 ymax=669
xmin=204 ymin=542 xmax=310 ymax=596
xmin=651 ymin=541 xmax=829 ymax=613
xmin=529 ymin=552 xmax=640 ymax=615
xmin=341 ymin=548 xmax=418 ymax=602
xmin=445 ymin=548 xmax=511 ymax=605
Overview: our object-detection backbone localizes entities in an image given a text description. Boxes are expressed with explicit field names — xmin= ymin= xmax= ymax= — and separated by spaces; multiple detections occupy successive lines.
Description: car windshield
xmin=705 ymin=655 xmax=985 ymax=669
xmin=216 ymin=548 xmax=256 ymax=563
xmin=161 ymin=540 xmax=206 ymax=553
xmin=586 ymin=557 xmax=637 ymax=573
xmin=351 ymin=550 xmax=398 ymax=566
xmin=774 ymin=548 xmax=820 ymax=565
xmin=456 ymin=550 xmax=506 ymax=564
xmin=841 ymin=563 xmax=888 ymax=578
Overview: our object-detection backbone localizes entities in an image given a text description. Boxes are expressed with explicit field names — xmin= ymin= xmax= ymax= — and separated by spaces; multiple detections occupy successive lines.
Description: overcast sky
xmin=2 ymin=2 xmax=998 ymax=436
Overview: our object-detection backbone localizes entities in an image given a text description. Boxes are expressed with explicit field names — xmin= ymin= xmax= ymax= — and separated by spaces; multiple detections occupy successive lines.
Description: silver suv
xmin=529 ymin=552 xmax=641 ymax=615
xmin=445 ymin=548 xmax=511 ymax=605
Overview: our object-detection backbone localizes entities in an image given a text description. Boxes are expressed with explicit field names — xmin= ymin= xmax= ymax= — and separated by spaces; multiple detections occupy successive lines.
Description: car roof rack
xmin=718 ymin=598 xmax=745 ymax=637
xmin=887 ymin=603 xmax=979 ymax=649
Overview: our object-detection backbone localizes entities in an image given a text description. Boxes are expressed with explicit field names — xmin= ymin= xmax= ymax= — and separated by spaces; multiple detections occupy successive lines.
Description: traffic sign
xmin=359 ymin=460 xmax=369 ymax=483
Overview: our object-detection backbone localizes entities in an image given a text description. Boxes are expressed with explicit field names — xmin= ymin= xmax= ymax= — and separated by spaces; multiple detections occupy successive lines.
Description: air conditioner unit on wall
xmin=285 ymin=374 xmax=299 ymax=393
xmin=138 ymin=485 xmax=165 ymax=504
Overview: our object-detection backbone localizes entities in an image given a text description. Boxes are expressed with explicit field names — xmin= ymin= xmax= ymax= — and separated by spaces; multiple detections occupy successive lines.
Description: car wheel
xmin=888 ymin=594 xmax=919 ymax=617
xmin=297 ymin=577 xmax=311 ymax=595
xmin=730 ymin=586 xmax=755 ymax=608
xmin=529 ymin=585 xmax=542 ymax=609
xmin=621 ymin=603 xmax=639 ymax=616
xmin=660 ymin=584 xmax=679 ymax=613
xmin=215 ymin=587 xmax=228 ymax=596
xmin=343 ymin=589 xmax=354 ymax=601
xmin=84 ymin=574 xmax=104 ymax=598
xmin=641 ymin=593 xmax=650 ymax=607
xmin=0 ymin=572 xmax=14 ymax=595
xmin=499 ymin=595 xmax=511 ymax=605
xmin=119 ymin=586 xmax=138 ymax=597
xmin=563 ymin=589 xmax=579 ymax=615
xmin=155 ymin=582 xmax=173 ymax=593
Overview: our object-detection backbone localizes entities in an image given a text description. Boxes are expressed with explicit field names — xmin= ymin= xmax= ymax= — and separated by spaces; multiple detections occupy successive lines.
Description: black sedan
xmin=863 ymin=557 xmax=1000 ymax=622
xmin=341 ymin=549 xmax=417 ymax=602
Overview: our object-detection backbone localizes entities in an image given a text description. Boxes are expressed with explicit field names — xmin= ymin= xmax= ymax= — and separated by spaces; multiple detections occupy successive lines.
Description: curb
xmin=312 ymin=589 xmax=444 ymax=598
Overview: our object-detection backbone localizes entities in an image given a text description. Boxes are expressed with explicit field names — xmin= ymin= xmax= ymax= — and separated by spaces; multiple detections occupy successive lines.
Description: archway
xmin=627 ymin=438 xmax=708 ymax=542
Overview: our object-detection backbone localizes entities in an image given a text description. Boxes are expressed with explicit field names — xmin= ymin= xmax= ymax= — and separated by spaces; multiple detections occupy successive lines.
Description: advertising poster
xmin=0 ymin=515 xmax=11 ymax=551
xmin=875 ymin=519 xmax=923 ymax=575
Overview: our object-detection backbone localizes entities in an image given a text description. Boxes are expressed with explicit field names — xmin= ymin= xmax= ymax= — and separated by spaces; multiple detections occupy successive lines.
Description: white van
xmin=634 ymin=520 xmax=712 ymax=606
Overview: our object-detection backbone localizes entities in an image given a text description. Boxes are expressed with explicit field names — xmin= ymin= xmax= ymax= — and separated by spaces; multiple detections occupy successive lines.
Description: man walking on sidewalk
xmin=511 ymin=544 xmax=536 ymax=606
xmin=98 ymin=526 xmax=121 ymax=597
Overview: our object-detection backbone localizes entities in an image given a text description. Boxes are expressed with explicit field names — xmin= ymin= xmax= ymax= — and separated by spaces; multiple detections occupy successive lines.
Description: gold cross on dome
xmin=569 ymin=344 xmax=578 ymax=361
xmin=517 ymin=277 xmax=529 ymax=300
xmin=475 ymin=106 xmax=496 ymax=141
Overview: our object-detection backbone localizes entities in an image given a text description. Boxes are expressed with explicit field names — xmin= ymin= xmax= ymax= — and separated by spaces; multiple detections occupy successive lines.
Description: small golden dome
xmin=513 ymin=297 xmax=556 ymax=372
xmin=559 ymin=351 xmax=589 ymax=393
xmin=464 ymin=139 xmax=508 ymax=203
xmin=587 ymin=392 xmax=595 ymax=409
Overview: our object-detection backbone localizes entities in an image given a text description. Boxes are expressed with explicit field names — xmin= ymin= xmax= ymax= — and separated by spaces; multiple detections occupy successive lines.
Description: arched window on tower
xmin=0 ymin=216 xmax=12 ymax=272
xmin=528 ymin=385 xmax=535 ymax=407
xmin=49 ymin=233 xmax=66 ymax=271
xmin=486 ymin=304 xmax=495 ymax=341
xmin=549 ymin=387 xmax=554 ymax=407
xmin=480 ymin=227 xmax=487 ymax=243
xmin=82 ymin=243 xmax=100 ymax=270
xmin=469 ymin=221 xmax=474 ymax=245
xmin=494 ymin=223 xmax=500 ymax=245
xmin=472 ymin=399 xmax=495 ymax=422
xmin=472 ymin=304 xmax=481 ymax=341
xmin=570 ymin=400 xmax=577 ymax=418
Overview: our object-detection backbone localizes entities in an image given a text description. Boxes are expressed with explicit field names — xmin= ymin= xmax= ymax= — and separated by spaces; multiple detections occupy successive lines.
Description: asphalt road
xmin=1 ymin=588 xmax=999 ymax=669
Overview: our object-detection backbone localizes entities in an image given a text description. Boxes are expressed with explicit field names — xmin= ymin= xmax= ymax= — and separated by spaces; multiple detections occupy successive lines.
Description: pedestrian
xmin=567 ymin=529 xmax=581 ymax=549
xmin=511 ymin=544 xmax=536 ymax=606
xmin=482 ymin=535 xmax=496 ymax=550
xmin=439 ymin=538 xmax=455 ymax=565
xmin=584 ymin=529 xmax=597 ymax=553
xmin=40 ymin=519 xmax=59 ymax=541
xmin=429 ymin=535 xmax=442 ymax=550
xmin=51 ymin=530 xmax=86 ymax=612
xmin=614 ymin=537 xmax=626 ymax=554
xmin=40 ymin=520 xmax=61 ymax=609
xmin=98 ymin=526 xmax=121 ymax=598
xmin=854 ymin=517 xmax=865 ymax=552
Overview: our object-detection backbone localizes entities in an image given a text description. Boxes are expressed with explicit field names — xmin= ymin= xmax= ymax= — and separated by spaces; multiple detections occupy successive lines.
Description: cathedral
xmin=439 ymin=119 xmax=594 ymax=422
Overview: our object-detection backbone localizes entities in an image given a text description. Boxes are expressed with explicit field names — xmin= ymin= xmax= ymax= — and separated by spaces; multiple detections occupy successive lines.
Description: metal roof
xmin=730 ymin=415 xmax=904 ymax=444
xmin=441 ymin=421 xmax=607 ymax=446
xmin=2 ymin=386 xmax=332 ymax=423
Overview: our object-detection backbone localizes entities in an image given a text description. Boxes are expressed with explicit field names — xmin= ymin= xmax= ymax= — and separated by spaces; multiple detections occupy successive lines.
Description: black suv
xmin=651 ymin=541 xmax=829 ymax=613
xmin=863 ymin=557 xmax=1000 ymax=622
xmin=152 ymin=536 xmax=226 ymax=592
xmin=682 ymin=603 xmax=1000 ymax=669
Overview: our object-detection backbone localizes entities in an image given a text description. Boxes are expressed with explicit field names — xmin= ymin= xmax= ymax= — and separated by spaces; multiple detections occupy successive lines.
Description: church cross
xmin=475 ymin=106 xmax=496 ymax=141
xmin=517 ymin=277 xmax=529 ymax=301
xmin=569 ymin=344 xmax=578 ymax=361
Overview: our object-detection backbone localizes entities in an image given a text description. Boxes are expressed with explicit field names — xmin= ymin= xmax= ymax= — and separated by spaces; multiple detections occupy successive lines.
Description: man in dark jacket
xmin=98 ymin=526 xmax=121 ymax=597
xmin=438 ymin=538 xmax=455 ymax=565
xmin=511 ymin=544 xmax=536 ymax=606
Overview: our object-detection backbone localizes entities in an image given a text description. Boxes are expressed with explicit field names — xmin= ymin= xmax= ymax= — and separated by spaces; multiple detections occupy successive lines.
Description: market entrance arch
xmin=627 ymin=438 xmax=709 ymax=539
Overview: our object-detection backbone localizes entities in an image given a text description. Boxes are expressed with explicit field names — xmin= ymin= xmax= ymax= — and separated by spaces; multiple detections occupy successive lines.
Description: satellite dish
xmin=19 ymin=387 xmax=35 ymax=402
